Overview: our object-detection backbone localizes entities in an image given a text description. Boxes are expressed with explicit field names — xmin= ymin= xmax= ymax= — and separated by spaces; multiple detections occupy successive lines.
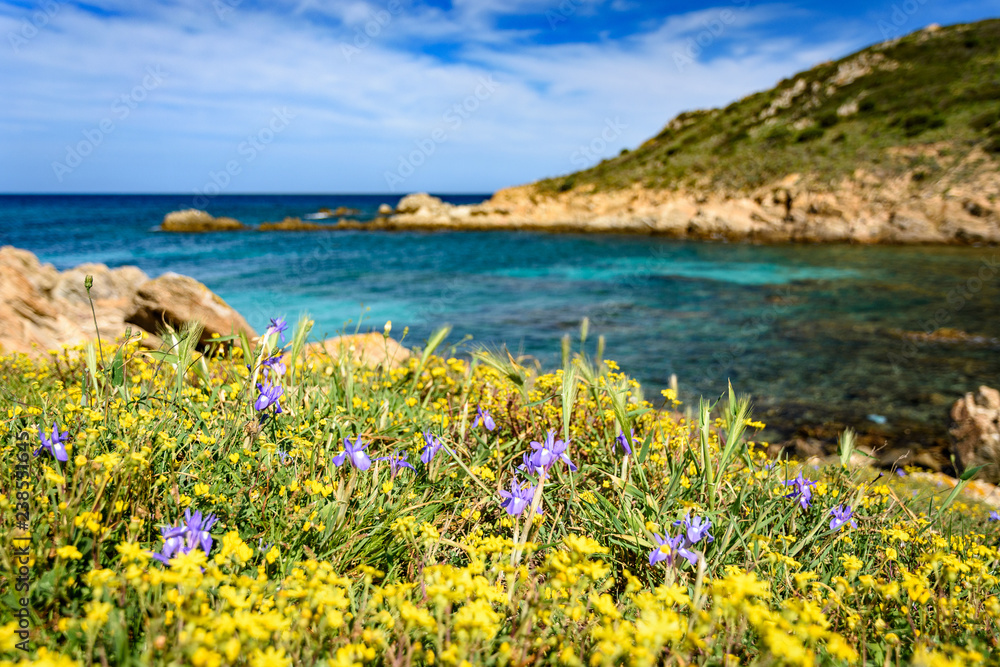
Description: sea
xmin=2 ymin=193 xmax=998 ymax=447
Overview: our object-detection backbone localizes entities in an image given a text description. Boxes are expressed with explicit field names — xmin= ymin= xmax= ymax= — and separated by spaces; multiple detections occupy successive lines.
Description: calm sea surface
xmin=2 ymin=194 xmax=998 ymax=445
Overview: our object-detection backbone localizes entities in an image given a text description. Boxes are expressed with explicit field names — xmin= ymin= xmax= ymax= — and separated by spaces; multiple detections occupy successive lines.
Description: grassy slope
xmin=536 ymin=19 xmax=1000 ymax=195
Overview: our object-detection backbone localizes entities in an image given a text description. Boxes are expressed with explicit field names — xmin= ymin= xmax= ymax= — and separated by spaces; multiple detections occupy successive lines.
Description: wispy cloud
xmin=1 ymin=0 xmax=997 ymax=193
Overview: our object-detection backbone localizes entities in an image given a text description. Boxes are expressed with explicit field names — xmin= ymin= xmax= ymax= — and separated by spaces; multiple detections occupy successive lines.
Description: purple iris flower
xmin=375 ymin=451 xmax=415 ymax=478
xmin=266 ymin=317 xmax=288 ymax=345
xmin=472 ymin=406 xmax=495 ymax=431
xmin=261 ymin=352 xmax=287 ymax=377
xmin=673 ymin=514 xmax=714 ymax=545
xmin=525 ymin=430 xmax=577 ymax=476
xmin=254 ymin=380 xmax=284 ymax=414
xmin=648 ymin=533 xmax=698 ymax=567
xmin=34 ymin=422 xmax=69 ymax=462
xmin=332 ymin=436 xmax=371 ymax=471
xmin=150 ymin=509 xmax=217 ymax=565
xmin=616 ymin=429 xmax=634 ymax=456
xmin=183 ymin=509 xmax=217 ymax=554
xmin=783 ymin=472 xmax=817 ymax=510
xmin=895 ymin=468 xmax=906 ymax=477
xmin=499 ymin=478 xmax=539 ymax=517
xmin=420 ymin=432 xmax=443 ymax=464
xmin=988 ymin=510 xmax=1000 ymax=522
xmin=277 ymin=450 xmax=292 ymax=465
xmin=829 ymin=505 xmax=857 ymax=531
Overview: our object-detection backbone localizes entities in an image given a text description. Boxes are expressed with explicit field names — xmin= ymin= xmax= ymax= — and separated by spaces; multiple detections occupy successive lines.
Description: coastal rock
xmin=126 ymin=273 xmax=256 ymax=346
xmin=379 ymin=163 xmax=1000 ymax=243
xmin=950 ymin=386 xmax=1000 ymax=483
xmin=307 ymin=333 xmax=410 ymax=369
xmin=259 ymin=217 xmax=330 ymax=231
xmin=378 ymin=204 xmax=394 ymax=216
xmin=0 ymin=247 xmax=149 ymax=355
xmin=161 ymin=209 xmax=245 ymax=233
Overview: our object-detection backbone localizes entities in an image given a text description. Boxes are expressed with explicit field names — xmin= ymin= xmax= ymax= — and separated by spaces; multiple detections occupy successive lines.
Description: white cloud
xmin=0 ymin=1 xmax=934 ymax=192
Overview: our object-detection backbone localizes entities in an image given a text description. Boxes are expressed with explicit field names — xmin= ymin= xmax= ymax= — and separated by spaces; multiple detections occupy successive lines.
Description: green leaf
xmin=109 ymin=347 xmax=125 ymax=387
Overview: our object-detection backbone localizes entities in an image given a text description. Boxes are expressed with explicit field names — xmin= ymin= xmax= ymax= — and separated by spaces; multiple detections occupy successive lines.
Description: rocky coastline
xmin=374 ymin=167 xmax=1000 ymax=244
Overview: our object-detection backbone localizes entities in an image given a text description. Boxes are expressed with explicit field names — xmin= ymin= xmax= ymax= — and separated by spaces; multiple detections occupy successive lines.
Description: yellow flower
xmin=249 ymin=647 xmax=292 ymax=667
xmin=57 ymin=545 xmax=83 ymax=560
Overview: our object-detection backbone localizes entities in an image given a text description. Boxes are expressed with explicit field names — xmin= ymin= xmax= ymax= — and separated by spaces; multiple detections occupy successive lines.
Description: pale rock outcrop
xmin=0 ymin=247 xmax=255 ymax=357
xmin=950 ymin=386 xmax=1000 ymax=484
xmin=307 ymin=333 xmax=410 ymax=370
xmin=380 ymin=160 xmax=1000 ymax=243
xmin=161 ymin=209 xmax=245 ymax=233
xmin=126 ymin=273 xmax=256 ymax=347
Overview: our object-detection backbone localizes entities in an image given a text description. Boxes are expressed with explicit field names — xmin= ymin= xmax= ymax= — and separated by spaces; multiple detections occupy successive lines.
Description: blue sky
xmin=1 ymin=0 xmax=998 ymax=194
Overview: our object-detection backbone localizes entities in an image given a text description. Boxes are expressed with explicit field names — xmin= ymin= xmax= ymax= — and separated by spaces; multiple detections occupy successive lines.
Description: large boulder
xmin=307 ymin=333 xmax=410 ymax=369
xmin=0 ymin=247 xmax=148 ymax=355
xmin=950 ymin=386 xmax=1000 ymax=483
xmin=126 ymin=273 xmax=256 ymax=346
xmin=161 ymin=209 xmax=245 ymax=233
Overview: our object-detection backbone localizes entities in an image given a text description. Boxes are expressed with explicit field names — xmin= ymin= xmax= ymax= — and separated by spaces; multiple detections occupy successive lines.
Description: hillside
xmin=383 ymin=20 xmax=1000 ymax=243
xmin=536 ymin=19 xmax=1000 ymax=195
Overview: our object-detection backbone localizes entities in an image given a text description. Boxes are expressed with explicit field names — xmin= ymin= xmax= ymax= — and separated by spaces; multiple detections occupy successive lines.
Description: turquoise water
xmin=2 ymin=194 xmax=998 ymax=445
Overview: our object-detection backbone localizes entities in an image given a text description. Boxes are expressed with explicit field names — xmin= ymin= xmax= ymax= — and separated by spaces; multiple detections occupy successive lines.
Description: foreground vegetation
xmin=537 ymin=19 xmax=1000 ymax=194
xmin=1 ymin=315 xmax=999 ymax=666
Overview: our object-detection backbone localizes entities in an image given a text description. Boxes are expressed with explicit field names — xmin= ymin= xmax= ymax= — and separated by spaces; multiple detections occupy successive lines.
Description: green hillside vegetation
xmin=538 ymin=19 xmax=1000 ymax=195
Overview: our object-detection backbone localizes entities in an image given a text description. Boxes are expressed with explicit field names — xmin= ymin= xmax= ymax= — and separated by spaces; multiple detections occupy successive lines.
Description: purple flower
xmin=895 ymin=468 xmax=906 ymax=477
xmin=254 ymin=380 xmax=284 ymax=414
xmin=616 ymin=429 xmax=634 ymax=456
xmin=472 ymin=406 xmax=495 ymax=431
xmin=266 ymin=317 xmax=288 ymax=345
xmin=649 ymin=533 xmax=674 ymax=566
xmin=261 ymin=352 xmax=287 ymax=377
xmin=524 ymin=430 xmax=577 ymax=477
xmin=988 ymin=510 xmax=1000 ymax=522
xmin=277 ymin=450 xmax=292 ymax=465
xmin=673 ymin=514 xmax=714 ymax=545
xmin=829 ymin=505 xmax=857 ymax=531
xmin=421 ymin=432 xmax=443 ymax=464
xmin=182 ymin=509 xmax=217 ymax=554
xmin=375 ymin=451 xmax=415 ymax=478
xmin=150 ymin=509 xmax=217 ymax=565
xmin=332 ymin=436 xmax=371 ymax=471
xmin=648 ymin=533 xmax=698 ymax=567
xmin=34 ymin=422 xmax=69 ymax=462
xmin=783 ymin=472 xmax=816 ymax=510
xmin=499 ymin=478 xmax=539 ymax=517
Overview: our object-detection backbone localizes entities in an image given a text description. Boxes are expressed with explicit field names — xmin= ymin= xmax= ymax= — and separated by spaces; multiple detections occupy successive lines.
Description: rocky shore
xmin=0 ymin=246 xmax=408 ymax=369
xmin=376 ymin=165 xmax=999 ymax=244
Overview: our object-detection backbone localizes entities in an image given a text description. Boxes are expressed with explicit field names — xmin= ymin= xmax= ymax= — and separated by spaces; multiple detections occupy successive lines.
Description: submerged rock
xmin=950 ymin=386 xmax=1000 ymax=483
xmin=161 ymin=209 xmax=245 ymax=233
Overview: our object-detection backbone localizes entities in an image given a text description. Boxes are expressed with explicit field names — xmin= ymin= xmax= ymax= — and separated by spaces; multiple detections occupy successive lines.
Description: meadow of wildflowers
xmin=1 ymin=314 xmax=999 ymax=666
